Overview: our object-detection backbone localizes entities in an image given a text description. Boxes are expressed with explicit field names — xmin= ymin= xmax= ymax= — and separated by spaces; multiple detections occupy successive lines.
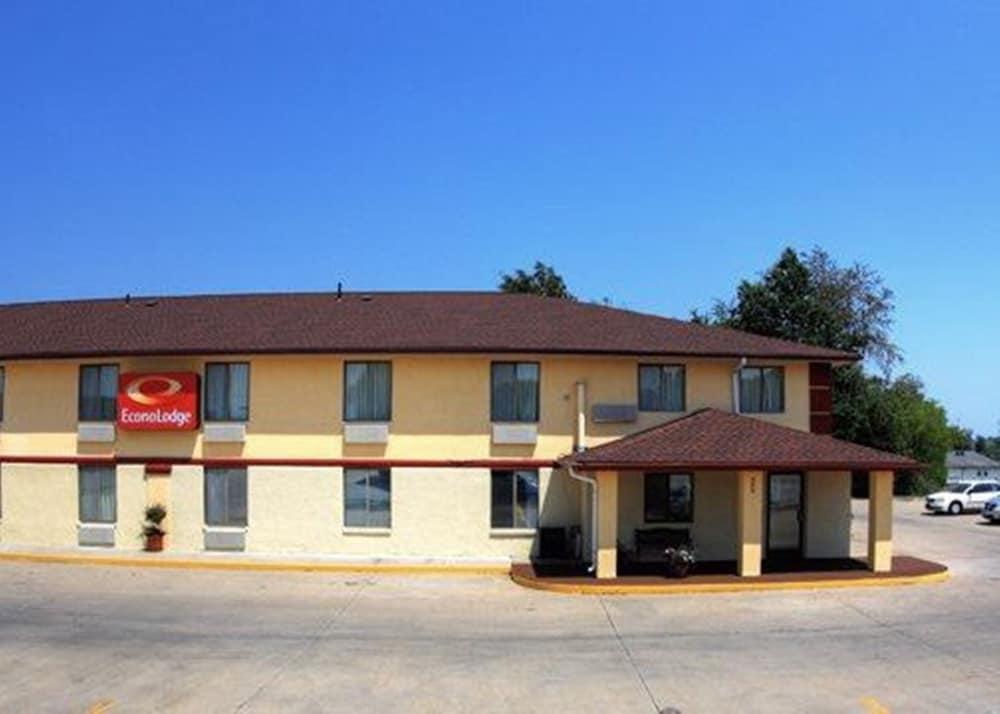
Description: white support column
xmin=595 ymin=470 xmax=619 ymax=579
xmin=737 ymin=470 xmax=764 ymax=577
xmin=868 ymin=470 xmax=894 ymax=573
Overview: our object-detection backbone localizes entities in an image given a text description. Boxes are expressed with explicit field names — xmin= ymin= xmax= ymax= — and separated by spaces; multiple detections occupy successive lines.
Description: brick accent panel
xmin=809 ymin=362 xmax=834 ymax=434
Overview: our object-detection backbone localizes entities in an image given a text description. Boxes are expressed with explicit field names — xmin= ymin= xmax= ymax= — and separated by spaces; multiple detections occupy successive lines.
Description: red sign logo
xmin=118 ymin=372 xmax=199 ymax=431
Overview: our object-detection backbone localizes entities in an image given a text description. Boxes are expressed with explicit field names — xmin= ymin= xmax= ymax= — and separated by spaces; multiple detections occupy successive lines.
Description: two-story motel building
xmin=0 ymin=292 xmax=918 ymax=578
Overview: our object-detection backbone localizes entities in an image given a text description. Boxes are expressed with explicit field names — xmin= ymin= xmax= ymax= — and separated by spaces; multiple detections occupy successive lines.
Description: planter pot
xmin=145 ymin=533 xmax=164 ymax=552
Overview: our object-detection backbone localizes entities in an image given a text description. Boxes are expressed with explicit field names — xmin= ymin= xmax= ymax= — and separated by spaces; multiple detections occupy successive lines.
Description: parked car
xmin=983 ymin=496 xmax=1000 ymax=523
xmin=925 ymin=481 xmax=1000 ymax=515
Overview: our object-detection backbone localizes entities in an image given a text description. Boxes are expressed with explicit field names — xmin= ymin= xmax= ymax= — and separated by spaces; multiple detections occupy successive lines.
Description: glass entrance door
xmin=767 ymin=473 xmax=803 ymax=557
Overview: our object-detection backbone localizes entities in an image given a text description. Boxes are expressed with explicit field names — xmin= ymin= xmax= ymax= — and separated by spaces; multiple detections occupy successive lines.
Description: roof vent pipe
xmin=336 ymin=282 xmax=343 ymax=300
xmin=732 ymin=356 xmax=747 ymax=413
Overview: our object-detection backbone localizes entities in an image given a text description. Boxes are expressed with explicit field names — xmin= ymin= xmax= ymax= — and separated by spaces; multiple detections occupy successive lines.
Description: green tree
xmin=950 ymin=426 xmax=974 ymax=451
xmin=694 ymin=247 xmax=950 ymax=493
xmin=499 ymin=262 xmax=575 ymax=300
xmin=693 ymin=247 xmax=899 ymax=372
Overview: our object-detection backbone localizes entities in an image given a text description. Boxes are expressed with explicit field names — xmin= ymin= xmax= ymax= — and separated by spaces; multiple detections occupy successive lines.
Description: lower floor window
xmin=343 ymin=468 xmax=391 ymax=528
xmin=491 ymin=469 xmax=539 ymax=529
xmin=79 ymin=465 xmax=116 ymax=523
xmin=205 ymin=468 xmax=248 ymax=527
xmin=644 ymin=473 xmax=693 ymax=523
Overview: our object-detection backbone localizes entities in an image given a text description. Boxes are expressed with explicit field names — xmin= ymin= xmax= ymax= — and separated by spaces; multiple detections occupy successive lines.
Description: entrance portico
xmin=564 ymin=409 xmax=920 ymax=579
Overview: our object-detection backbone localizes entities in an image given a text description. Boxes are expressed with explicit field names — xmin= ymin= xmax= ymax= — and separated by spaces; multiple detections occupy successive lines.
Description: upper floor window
xmin=739 ymin=366 xmax=784 ymax=414
xmin=204 ymin=467 xmax=248 ymax=527
xmin=644 ymin=472 xmax=693 ymax=523
xmin=344 ymin=362 xmax=392 ymax=422
xmin=343 ymin=468 xmax=391 ymax=528
xmin=79 ymin=465 xmax=117 ymax=524
xmin=491 ymin=469 xmax=539 ymax=529
xmin=79 ymin=364 xmax=119 ymax=422
xmin=638 ymin=365 xmax=685 ymax=412
xmin=0 ymin=366 xmax=5 ymax=421
xmin=205 ymin=362 xmax=250 ymax=422
xmin=491 ymin=362 xmax=539 ymax=423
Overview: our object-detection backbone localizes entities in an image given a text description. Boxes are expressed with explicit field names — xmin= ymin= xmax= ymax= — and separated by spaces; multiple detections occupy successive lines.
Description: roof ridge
xmin=0 ymin=289 xmax=513 ymax=309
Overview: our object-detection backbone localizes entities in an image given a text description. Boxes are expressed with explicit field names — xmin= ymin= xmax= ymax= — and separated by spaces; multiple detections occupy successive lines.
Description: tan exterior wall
xmin=617 ymin=470 xmax=738 ymax=562
xmin=1 ymin=462 xmax=579 ymax=560
xmin=0 ymin=352 xmax=813 ymax=558
xmin=116 ymin=464 xmax=147 ymax=551
xmin=168 ymin=466 xmax=204 ymax=553
xmin=0 ymin=354 xmax=810 ymax=461
xmin=247 ymin=465 xmax=575 ymax=559
xmin=803 ymin=471 xmax=851 ymax=559
xmin=1 ymin=463 xmax=78 ymax=547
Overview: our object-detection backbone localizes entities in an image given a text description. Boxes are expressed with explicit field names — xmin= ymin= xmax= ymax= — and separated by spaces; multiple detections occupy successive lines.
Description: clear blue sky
xmin=2 ymin=2 xmax=998 ymax=433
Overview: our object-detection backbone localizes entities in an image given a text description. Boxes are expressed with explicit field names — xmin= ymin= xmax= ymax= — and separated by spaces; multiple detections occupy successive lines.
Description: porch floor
xmin=511 ymin=556 xmax=948 ymax=595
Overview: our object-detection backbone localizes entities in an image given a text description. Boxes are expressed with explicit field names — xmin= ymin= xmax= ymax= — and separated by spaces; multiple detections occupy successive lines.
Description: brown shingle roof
xmin=0 ymin=292 xmax=859 ymax=361
xmin=564 ymin=408 xmax=920 ymax=471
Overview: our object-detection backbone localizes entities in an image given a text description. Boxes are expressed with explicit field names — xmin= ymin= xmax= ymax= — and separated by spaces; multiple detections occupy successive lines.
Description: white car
xmin=983 ymin=496 xmax=1000 ymax=523
xmin=925 ymin=481 xmax=1000 ymax=515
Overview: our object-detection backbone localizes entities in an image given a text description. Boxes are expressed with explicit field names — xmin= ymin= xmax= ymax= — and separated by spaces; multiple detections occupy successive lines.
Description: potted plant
xmin=142 ymin=503 xmax=167 ymax=552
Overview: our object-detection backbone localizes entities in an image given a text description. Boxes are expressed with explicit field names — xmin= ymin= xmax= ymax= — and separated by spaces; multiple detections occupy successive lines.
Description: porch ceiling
xmin=563 ymin=408 xmax=922 ymax=472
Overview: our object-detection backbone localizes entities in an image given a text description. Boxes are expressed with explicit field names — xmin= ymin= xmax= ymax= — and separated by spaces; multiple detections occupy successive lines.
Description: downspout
xmin=568 ymin=380 xmax=597 ymax=572
xmin=568 ymin=465 xmax=598 ymax=573
xmin=732 ymin=356 xmax=748 ymax=413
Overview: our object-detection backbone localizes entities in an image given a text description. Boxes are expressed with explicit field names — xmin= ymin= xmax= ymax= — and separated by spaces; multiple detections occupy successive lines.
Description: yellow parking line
xmin=860 ymin=696 xmax=890 ymax=714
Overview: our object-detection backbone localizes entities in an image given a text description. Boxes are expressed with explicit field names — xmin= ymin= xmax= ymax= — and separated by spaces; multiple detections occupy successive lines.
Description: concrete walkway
xmin=0 ymin=498 xmax=997 ymax=713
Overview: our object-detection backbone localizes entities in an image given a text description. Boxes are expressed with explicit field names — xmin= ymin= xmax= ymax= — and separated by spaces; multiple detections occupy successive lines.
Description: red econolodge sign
xmin=118 ymin=372 xmax=199 ymax=431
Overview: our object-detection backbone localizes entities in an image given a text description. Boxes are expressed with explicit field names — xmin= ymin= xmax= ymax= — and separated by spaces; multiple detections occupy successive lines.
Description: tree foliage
xmin=694 ymin=246 xmax=950 ymax=493
xmin=693 ymin=247 xmax=899 ymax=372
xmin=499 ymin=262 xmax=575 ymax=300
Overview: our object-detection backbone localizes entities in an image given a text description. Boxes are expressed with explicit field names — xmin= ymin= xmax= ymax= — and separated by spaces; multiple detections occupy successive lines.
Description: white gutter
xmin=567 ymin=465 xmax=597 ymax=572
xmin=568 ymin=379 xmax=596 ymax=571
xmin=731 ymin=356 xmax=747 ymax=413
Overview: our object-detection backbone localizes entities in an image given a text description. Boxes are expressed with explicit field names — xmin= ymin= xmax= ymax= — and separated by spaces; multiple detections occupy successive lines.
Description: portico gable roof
xmin=563 ymin=409 xmax=921 ymax=472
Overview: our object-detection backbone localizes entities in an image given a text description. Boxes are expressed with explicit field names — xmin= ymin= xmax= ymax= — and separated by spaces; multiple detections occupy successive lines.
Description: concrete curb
xmin=0 ymin=551 xmax=510 ymax=576
xmin=510 ymin=569 xmax=950 ymax=595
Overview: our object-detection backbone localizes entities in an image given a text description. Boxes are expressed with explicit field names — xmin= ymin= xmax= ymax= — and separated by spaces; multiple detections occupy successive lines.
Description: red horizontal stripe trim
xmin=0 ymin=455 xmax=558 ymax=469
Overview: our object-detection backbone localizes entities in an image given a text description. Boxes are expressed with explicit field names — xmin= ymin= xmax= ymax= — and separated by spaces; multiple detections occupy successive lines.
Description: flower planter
xmin=144 ymin=533 xmax=164 ymax=552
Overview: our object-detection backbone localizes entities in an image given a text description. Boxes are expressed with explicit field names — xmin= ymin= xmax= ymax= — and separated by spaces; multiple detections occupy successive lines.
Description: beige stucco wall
xmin=0 ymin=464 xmax=581 ymax=559
xmin=116 ymin=464 xmax=147 ymax=551
xmin=245 ymin=466 xmax=576 ymax=559
xmin=168 ymin=466 xmax=204 ymax=553
xmin=803 ymin=471 xmax=852 ymax=558
xmin=0 ymin=463 xmax=78 ymax=547
xmin=618 ymin=469 xmax=851 ymax=563
xmin=617 ymin=470 xmax=738 ymax=562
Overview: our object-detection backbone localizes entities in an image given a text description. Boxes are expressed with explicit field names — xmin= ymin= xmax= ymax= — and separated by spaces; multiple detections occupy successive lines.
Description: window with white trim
xmin=491 ymin=362 xmax=539 ymax=422
xmin=490 ymin=469 xmax=539 ymax=529
xmin=343 ymin=468 xmax=391 ymax=528
xmin=344 ymin=362 xmax=392 ymax=422
xmin=204 ymin=468 xmax=248 ymax=527
xmin=79 ymin=465 xmax=117 ymax=524
xmin=204 ymin=362 xmax=250 ymax=422
xmin=79 ymin=364 xmax=119 ymax=421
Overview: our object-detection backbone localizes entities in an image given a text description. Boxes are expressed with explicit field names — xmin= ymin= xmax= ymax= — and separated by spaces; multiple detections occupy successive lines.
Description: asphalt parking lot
xmin=1 ymin=499 xmax=998 ymax=714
